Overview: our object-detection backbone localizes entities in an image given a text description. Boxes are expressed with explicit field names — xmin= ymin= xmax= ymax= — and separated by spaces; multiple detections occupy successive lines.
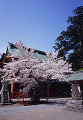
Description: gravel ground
xmin=0 ymin=102 xmax=83 ymax=120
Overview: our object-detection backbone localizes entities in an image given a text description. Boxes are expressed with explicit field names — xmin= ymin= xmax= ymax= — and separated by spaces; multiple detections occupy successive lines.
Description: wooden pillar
xmin=55 ymin=84 xmax=57 ymax=97
xmin=62 ymin=85 xmax=63 ymax=97
xmin=11 ymin=82 xmax=14 ymax=99
xmin=47 ymin=84 xmax=49 ymax=97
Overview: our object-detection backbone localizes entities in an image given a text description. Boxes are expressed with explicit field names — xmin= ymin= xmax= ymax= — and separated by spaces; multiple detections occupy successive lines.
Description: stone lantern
xmin=1 ymin=79 xmax=11 ymax=104
xmin=66 ymin=70 xmax=83 ymax=110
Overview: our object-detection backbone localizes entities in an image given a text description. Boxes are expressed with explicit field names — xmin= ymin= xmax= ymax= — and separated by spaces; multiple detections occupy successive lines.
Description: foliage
xmin=53 ymin=6 xmax=83 ymax=70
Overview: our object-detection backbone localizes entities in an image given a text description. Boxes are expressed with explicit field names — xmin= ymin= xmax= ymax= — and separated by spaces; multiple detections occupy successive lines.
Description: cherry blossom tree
xmin=2 ymin=40 xmax=73 ymax=104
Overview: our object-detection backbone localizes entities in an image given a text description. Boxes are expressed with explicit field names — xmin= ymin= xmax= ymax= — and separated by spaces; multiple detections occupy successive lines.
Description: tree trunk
xmin=31 ymin=87 xmax=40 ymax=104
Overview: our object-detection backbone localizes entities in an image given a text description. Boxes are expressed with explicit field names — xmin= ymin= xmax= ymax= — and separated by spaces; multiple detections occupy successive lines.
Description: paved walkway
xmin=0 ymin=100 xmax=83 ymax=120
xmin=0 ymin=103 xmax=65 ymax=115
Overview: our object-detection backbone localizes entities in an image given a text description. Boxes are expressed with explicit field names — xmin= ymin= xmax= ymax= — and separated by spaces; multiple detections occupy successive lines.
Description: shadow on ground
xmin=11 ymin=100 xmax=67 ymax=106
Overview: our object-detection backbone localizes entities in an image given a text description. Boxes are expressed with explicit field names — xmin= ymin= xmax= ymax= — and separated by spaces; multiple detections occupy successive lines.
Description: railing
xmin=11 ymin=91 xmax=30 ymax=99
xmin=11 ymin=91 xmax=66 ymax=99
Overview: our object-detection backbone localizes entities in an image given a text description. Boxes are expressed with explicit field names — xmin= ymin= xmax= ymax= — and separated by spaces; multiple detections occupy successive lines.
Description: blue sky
xmin=0 ymin=0 xmax=83 ymax=55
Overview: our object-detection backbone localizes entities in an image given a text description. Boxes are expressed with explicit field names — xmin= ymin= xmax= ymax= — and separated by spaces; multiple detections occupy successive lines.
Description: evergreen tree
xmin=53 ymin=6 xmax=83 ymax=70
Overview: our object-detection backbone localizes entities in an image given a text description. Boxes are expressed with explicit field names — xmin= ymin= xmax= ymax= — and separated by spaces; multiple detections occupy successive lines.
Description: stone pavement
xmin=0 ymin=99 xmax=83 ymax=120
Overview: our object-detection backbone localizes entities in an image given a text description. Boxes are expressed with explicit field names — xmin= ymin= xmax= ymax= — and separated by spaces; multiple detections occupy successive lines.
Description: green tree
xmin=53 ymin=6 xmax=83 ymax=70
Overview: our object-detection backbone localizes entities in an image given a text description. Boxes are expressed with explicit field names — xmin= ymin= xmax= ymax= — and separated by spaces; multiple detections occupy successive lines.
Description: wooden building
xmin=7 ymin=80 xmax=71 ymax=99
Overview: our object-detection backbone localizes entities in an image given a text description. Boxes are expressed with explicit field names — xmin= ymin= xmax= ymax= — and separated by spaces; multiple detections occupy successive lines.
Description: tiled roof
xmin=67 ymin=70 xmax=83 ymax=82
xmin=7 ymin=43 xmax=48 ymax=62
